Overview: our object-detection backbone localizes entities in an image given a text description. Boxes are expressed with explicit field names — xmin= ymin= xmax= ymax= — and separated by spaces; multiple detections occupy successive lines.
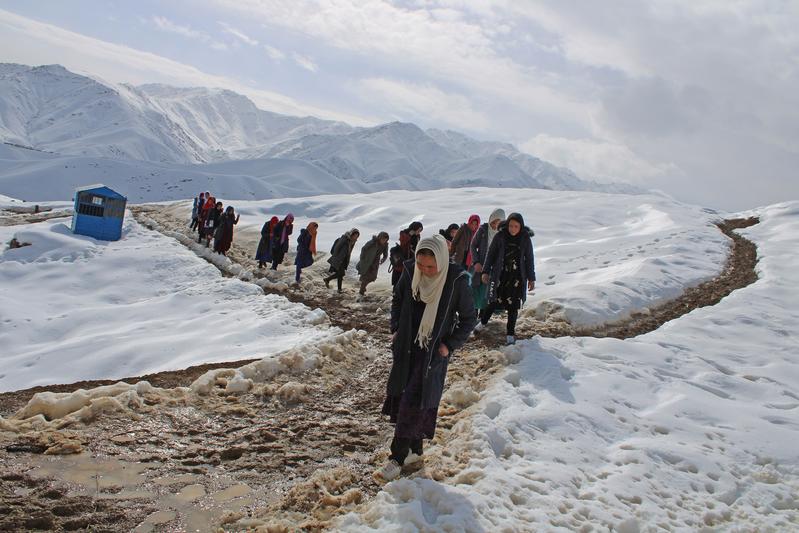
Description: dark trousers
xmin=324 ymin=270 xmax=344 ymax=291
xmin=389 ymin=437 xmax=423 ymax=466
xmin=295 ymin=265 xmax=302 ymax=283
xmin=481 ymin=303 xmax=519 ymax=336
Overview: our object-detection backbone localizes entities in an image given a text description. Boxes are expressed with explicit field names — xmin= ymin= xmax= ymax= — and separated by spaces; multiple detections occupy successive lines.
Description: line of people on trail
xmin=194 ymin=193 xmax=536 ymax=485
xmin=191 ymin=192 xmax=240 ymax=256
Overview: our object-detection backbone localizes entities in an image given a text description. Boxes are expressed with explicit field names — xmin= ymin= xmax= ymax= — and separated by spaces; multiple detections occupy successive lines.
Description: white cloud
xmin=218 ymin=21 xmax=258 ymax=46
xmin=264 ymin=44 xmax=285 ymax=61
xmin=291 ymin=52 xmax=317 ymax=72
xmin=150 ymin=15 xmax=228 ymax=51
xmin=359 ymin=78 xmax=489 ymax=131
xmin=521 ymin=134 xmax=676 ymax=185
xmin=0 ymin=8 xmax=373 ymax=125
xmin=209 ymin=0 xmax=595 ymax=133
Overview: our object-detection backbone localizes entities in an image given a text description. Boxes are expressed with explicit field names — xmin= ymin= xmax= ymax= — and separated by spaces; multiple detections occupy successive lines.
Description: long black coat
xmin=387 ymin=260 xmax=477 ymax=410
xmin=484 ymin=226 xmax=536 ymax=305
xmin=328 ymin=234 xmax=354 ymax=273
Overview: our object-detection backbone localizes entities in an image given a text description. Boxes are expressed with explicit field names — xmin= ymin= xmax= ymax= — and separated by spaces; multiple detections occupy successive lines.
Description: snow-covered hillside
xmin=340 ymin=201 xmax=799 ymax=531
xmin=0 ymin=63 xmax=640 ymax=199
xmin=0 ymin=214 xmax=331 ymax=392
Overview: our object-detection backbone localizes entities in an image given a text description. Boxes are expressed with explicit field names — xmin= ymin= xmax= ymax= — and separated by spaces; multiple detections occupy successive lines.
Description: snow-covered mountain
xmin=0 ymin=63 xmax=643 ymax=200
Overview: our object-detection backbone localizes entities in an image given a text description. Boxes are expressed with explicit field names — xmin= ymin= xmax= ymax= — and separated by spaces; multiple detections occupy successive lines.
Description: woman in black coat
xmin=270 ymin=213 xmax=294 ymax=270
xmin=477 ymin=212 xmax=535 ymax=345
xmin=376 ymin=234 xmax=477 ymax=481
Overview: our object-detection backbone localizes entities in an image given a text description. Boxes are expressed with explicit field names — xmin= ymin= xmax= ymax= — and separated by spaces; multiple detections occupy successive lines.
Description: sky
xmin=0 ymin=0 xmax=797 ymax=211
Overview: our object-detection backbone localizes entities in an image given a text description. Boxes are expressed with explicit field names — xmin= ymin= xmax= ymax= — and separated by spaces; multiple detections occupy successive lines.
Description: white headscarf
xmin=411 ymin=234 xmax=450 ymax=350
xmin=487 ymin=208 xmax=505 ymax=249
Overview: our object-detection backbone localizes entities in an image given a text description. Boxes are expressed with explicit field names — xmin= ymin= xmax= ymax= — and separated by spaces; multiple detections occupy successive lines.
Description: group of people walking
xmin=191 ymin=192 xmax=240 ymax=256
xmin=193 ymin=193 xmax=536 ymax=484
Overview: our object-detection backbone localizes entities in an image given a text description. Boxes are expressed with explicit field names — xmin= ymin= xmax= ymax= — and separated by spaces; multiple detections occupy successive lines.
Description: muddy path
xmin=0 ymin=205 xmax=760 ymax=531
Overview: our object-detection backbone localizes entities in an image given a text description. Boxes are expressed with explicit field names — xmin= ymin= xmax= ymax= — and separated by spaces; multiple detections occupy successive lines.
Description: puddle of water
xmin=175 ymin=483 xmax=206 ymax=502
xmin=133 ymin=510 xmax=177 ymax=533
xmin=153 ymin=473 xmax=202 ymax=486
xmin=29 ymin=453 xmax=150 ymax=492
xmin=212 ymin=483 xmax=252 ymax=502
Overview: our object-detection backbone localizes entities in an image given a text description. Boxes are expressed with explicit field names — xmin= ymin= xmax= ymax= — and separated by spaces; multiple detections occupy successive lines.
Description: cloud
xmin=0 ymin=8 xmax=373 ymax=125
xmin=359 ymin=78 xmax=489 ymax=132
xmin=219 ymin=21 xmax=258 ymax=46
xmin=291 ymin=52 xmax=317 ymax=72
xmin=150 ymin=15 xmax=229 ymax=51
xmin=521 ymin=134 xmax=677 ymax=185
xmin=264 ymin=44 xmax=285 ymax=61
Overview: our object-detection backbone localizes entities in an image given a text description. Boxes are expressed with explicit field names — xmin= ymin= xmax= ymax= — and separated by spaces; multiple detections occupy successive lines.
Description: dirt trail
xmin=0 ymin=205 xmax=760 ymax=531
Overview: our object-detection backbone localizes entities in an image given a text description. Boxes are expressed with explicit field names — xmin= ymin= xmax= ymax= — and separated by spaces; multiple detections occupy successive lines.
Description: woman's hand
xmin=473 ymin=262 xmax=482 ymax=273
xmin=481 ymin=273 xmax=489 ymax=284
xmin=438 ymin=343 xmax=450 ymax=358
xmin=528 ymin=280 xmax=535 ymax=292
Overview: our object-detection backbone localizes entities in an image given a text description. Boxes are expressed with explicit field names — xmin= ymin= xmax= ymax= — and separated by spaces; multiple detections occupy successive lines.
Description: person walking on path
xmin=438 ymin=223 xmax=459 ymax=253
xmin=197 ymin=194 xmax=214 ymax=242
xmin=390 ymin=222 xmax=422 ymax=287
xmin=356 ymin=231 xmax=389 ymax=295
xmin=255 ymin=216 xmax=279 ymax=268
xmin=213 ymin=205 xmax=240 ymax=256
xmin=270 ymin=213 xmax=295 ymax=270
xmin=450 ymin=214 xmax=480 ymax=267
xmin=407 ymin=221 xmax=423 ymax=253
xmin=469 ymin=208 xmax=505 ymax=311
xmin=190 ymin=192 xmax=204 ymax=230
xmin=202 ymin=200 xmax=223 ymax=248
xmin=376 ymin=234 xmax=477 ymax=481
xmin=294 ymin=222 xmax=318 ymax=283
xmin=475 ymin=212 xmax=535 ymax=345
xmin=324 ymin=228 xmax=360 ymax=293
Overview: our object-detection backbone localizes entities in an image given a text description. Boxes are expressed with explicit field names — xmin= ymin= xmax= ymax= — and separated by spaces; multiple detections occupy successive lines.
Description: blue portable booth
xmin=71 ymin=184 xmax=127 ymax=241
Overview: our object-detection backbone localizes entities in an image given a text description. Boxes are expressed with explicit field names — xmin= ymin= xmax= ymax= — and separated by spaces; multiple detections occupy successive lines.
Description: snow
xmin=0 ymin=213 xmax=334 ymax=392
xmin=338 ymin=201 xmax=799 ymax=531
xmin=230 ymin=187 xmax=728 ymax=327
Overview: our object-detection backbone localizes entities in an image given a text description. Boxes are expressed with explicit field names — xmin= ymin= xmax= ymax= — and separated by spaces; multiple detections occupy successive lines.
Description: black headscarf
xmin=504 ymin=212 xmax=526 ymax=242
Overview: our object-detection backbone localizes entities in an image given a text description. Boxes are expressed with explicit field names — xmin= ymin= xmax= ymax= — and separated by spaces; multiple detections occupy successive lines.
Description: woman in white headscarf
xmin=377 ymin=234 xmax=477 ymax=481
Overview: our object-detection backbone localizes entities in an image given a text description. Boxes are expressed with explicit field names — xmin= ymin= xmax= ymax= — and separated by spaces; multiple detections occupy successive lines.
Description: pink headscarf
xmin=280 ymin=213 xmax=295 ymax=245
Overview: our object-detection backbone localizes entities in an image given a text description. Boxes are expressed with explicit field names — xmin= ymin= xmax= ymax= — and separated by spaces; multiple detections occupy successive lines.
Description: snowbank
xmin=340 ymin=201 xmax=799 ymax=531
xmin=0 ymin=215 xmax=333 ymax=392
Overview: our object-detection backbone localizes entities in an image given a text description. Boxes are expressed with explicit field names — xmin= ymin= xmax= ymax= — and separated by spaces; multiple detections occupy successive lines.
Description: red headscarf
xmin=268 ymin=216 xmax=279 ymax=237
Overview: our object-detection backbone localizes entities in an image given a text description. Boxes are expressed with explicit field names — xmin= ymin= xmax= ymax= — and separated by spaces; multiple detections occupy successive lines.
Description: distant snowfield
xmin=225 ymin=188 xmax=728 ymax=326
xmin=340 ymin=202 xmax=799 ymax=531
xmin=0 ymin=215 xmax=331 ymax=392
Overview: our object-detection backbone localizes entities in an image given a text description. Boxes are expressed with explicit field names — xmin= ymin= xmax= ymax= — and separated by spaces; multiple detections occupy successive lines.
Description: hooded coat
xmin=357 ymin=234 xmax=388 ymax=281
xmin=484 ymin=214 xmax=536 ymax=306
xmin=384 ymin=260 xmax=477 ymax=410
xmin=328 ymin=231 xmax=357 ymax=273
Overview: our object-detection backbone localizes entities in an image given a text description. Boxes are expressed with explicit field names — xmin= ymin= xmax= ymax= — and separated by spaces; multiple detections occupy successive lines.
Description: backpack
xmin=330 ymin=237 xmax=341 ymax=254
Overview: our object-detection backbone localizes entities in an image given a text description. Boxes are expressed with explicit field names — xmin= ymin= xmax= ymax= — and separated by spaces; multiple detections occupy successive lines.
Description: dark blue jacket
xmin=484 ymin=226 xmax=536 ymax=304
xmin=385 ymin=260 xmax=477 ymax=410
xmin=294 ymin=229 xmax=314 ymax=268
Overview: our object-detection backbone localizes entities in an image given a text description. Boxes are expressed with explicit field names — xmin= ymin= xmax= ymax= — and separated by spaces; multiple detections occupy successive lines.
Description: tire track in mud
xmin=0 ymin=205 xmax=760 ymax=531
